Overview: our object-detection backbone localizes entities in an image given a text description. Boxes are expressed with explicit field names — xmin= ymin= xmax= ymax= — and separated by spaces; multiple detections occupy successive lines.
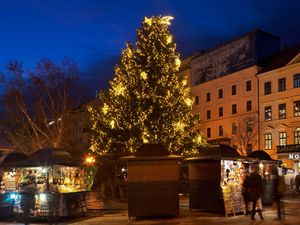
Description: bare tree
xmin=0 ymin=58 xmax=86 ymax=154
xmin=230 ymin=114 xmax=258 ymax=156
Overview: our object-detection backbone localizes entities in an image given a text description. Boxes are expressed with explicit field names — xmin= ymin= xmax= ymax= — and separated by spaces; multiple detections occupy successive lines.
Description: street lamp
xmin=85 ymin=155 xmax=96 ymax=165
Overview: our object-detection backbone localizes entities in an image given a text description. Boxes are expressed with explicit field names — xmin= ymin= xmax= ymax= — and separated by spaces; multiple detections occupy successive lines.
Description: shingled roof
xmin=259 ymin=45 xmax=300 ymax=73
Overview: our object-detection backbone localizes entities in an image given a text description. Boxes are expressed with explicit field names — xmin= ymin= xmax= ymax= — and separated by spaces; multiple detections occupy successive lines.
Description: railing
xmin=277 ymin=144 xmax=300 ymax=153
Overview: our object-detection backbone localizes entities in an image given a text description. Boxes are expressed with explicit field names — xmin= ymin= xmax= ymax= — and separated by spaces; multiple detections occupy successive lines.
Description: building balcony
xmin=277 ymin=144 xmax=300 ymax=153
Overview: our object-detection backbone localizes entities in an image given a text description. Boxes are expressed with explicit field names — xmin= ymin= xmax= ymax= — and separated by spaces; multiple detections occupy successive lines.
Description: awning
xmin=186 ymin=144 xmax=242 ymax=161
xmin=0 ymin=152 xmax=28 ymax=168
xmin=248 ymin=150 xmax=272 ymax=160
xmin=6 ymin=148 xmax=81 ymax=167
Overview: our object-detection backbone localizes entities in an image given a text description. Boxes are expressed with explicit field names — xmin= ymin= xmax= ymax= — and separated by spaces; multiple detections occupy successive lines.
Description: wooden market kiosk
xmin=122 ymin=144 xmax=182 ymax=218
xmin=0 ymin=148 xmax=94 ymax=219
xmin=185 ymin=145 xmax=247 ymax=216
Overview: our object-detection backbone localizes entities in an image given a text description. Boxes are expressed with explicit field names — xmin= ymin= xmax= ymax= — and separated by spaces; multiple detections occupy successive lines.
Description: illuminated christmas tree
xmin=89 ymin=16 xmax=204 ymax=158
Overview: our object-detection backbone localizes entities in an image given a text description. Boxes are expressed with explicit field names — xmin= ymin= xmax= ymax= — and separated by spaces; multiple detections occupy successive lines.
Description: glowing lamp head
xmin=85 ymin=156 xmax=96 ymax=165
xmin=39 ymin=193 xmax=47 ymax=202
xmin=259 ymin=162 xmax=264 ymax=170
xmin=10 ymin=193 xmax=17 ymax=200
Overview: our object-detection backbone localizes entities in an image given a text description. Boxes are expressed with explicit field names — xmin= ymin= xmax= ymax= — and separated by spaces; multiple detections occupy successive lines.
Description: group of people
xmin=241 ymin=166 xmax=285 ymax=221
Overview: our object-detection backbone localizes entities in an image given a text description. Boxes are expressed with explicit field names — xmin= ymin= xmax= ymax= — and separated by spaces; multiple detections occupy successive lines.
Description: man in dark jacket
xmin=242 ymin=174 xmax=250 ymax=215
xmin=248 ymin=168 xmax=264 ymax=220
xmin=20 ymin=171 xmax=36 ymax=225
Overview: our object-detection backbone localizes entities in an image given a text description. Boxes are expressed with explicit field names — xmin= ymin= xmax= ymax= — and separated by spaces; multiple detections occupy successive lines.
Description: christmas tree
xmin=89 ymin=16 xmax=204 ymax=158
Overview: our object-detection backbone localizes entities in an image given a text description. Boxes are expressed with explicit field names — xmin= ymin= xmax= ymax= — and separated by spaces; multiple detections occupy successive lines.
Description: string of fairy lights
xmin=89 ymin=16 xmax=205 ymax=158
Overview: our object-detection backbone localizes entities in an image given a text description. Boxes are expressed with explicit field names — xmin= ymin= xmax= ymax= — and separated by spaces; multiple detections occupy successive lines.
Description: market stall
xmin=185 ymin=145 xmax=247 ymax=216
xmin=0 ymin=152 xmax=28 ymax=218
xmin=122 ymin=144 xmax=182 ymax=218
xmin=0 ymin=148 xmax=95 ymax=219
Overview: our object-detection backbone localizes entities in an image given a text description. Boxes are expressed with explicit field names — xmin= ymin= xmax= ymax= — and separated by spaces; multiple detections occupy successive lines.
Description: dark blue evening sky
xmin=1 ymin=0 xmax=300 ymax=96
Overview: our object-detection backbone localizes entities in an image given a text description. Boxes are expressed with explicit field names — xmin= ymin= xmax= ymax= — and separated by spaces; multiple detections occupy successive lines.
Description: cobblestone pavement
xmin=67 ymin=199 xmax=300 ymax=225
xmin=1 ymin=198 xmax=300 ymax=225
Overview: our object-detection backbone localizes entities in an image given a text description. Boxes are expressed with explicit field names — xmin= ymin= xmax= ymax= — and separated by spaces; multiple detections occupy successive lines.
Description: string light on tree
xmin=144 ymin=17 xmax=152 ymax=26
xmin=102 ymin=103 xmax=109 ymax=115
xmin=140 ymin=71 xmax=147 ymax=80
xmin=167 ymin=35 xmax=173 ymax=44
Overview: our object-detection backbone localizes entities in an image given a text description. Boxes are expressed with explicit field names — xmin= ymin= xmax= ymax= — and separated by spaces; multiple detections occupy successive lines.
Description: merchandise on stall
xmin=221 ymin=159 xmax=246 ymax=216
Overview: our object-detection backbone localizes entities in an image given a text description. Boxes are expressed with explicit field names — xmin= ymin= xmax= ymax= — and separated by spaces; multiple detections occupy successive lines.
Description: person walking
xmin=273 ymin=169 xmax=286 ymax=220
xmin=295 ymin=174 xmax=300 ymax=193
xmin=248 ymin=167 xmax=264 ymax=221
xmin=20 ymin=170 xmax=36 ymax=225
xmin=241 ymin=173 xmax=250 ymax=215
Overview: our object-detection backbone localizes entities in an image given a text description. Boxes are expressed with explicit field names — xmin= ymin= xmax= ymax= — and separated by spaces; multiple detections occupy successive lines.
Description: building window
xmin=219 ymin=107 xmax=223 ymax=117
xmin=246 ymin=101 xmax=252 ymax=112
xmin=294 ymin=100 xmax=300 ymax=117
xmin=246 ymin=80 xmax=251 ymax=91
xmin=218 ymin=89 xmax=223 ymax=99
xmin=247 ymin=143 xmax=253 ymax=152
xmin=232 ymin=85 xmax=236 ymax=96
xmin=295 ymin=128 xmax=300 ymax=144
xmin=247 ymin=120 xmax=253 ymax=133
xmin=265 ymin=133 xmax=272 ymax=150
xmin=279 ymin=132 xmax=287 ymax=146
xmin=207 ymin=128 xmax=211 ymax=138
xmin=206 ymin=92 xmax=211 ymax=102
xmin=206 ymin=110 xmax=211 ymax=120
xmin=294 ymin=74 xmax=300 ymax=88
xmin=278 ymin=103 xmax=286 ymax=119
xmin=232 ymin=104 xmax=237 ymax=114
xmin=264 ymin=106 xmax=272 ymax=121
xmin=232 ymin=123 xmax=237 ymax=134
xmin=219 ymin=125 xmax=223 ymax=136
xmin=195 ymin=96 xmax=199 ymax=105
xmin=278 ymin=78 xmax=286 ymax=92
xmin=264 ymin=81 xmax=271 ymax=95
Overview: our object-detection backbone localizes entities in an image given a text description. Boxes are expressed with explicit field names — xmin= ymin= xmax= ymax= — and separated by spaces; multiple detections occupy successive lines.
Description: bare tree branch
xmin=0 ymin=58 xmax=86 ymax=154
xmin=230 ymin=114 xmax=258 ymax=156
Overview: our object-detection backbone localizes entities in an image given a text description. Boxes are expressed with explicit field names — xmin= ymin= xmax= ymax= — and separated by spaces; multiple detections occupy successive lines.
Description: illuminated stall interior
xmin=0 ymin=148 xmax=95 ymax=218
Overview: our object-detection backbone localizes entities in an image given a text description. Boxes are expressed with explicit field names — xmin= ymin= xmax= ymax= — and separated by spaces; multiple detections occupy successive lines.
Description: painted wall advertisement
xmin=191 ymin=34 xmax=256 ymax=86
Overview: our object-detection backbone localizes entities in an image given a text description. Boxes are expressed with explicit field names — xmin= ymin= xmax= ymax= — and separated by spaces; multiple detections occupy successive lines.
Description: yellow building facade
xmin=258 ymin=48 xmax=300 ymax=173
xmin=191 ymin=66 xmax=259 ymax=155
